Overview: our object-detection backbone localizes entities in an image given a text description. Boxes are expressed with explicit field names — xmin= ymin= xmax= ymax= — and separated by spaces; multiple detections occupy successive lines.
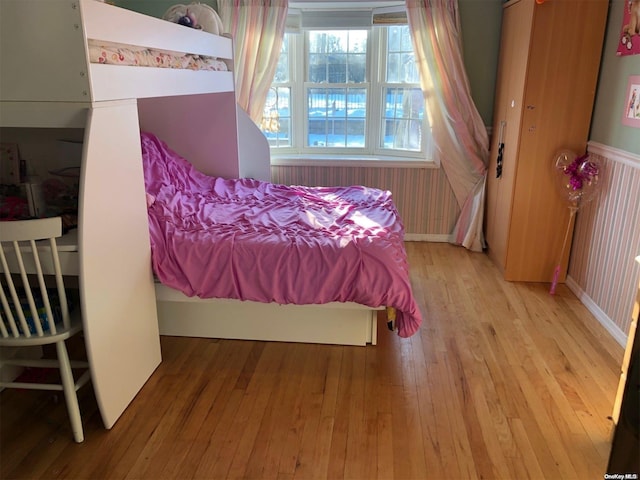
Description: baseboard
xmin=566 ymin=275 xmax=627 ymax=347
xmin=404 ymin=233 xmax=451 ymax=242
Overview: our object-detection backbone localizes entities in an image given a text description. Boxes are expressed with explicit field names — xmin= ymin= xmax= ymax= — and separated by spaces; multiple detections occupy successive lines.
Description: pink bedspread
xmin=141 ymin=132 xmax=422 ymax=337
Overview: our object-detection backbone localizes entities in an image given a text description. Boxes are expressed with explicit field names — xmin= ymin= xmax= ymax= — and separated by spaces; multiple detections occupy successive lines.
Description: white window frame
xmin=267 ymin=22 xmax=435 ymax=168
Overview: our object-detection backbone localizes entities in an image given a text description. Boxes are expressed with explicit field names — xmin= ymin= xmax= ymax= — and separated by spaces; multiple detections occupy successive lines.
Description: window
xmin=261 ymin=24 xmax=432 ymax=163
xmin=307 ymin=30 xmax=367 ymax=148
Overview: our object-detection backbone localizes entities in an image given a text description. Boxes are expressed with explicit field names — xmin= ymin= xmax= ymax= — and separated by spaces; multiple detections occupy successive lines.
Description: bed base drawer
xmin=155 ymin=285 xmax=380 ymax=346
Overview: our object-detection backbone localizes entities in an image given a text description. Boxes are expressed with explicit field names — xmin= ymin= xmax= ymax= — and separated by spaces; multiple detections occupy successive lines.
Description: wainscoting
xmin=270 ymin=164 xmax=460 ymax=241
xmin=568 ymin=142 xmax=640 ymax=346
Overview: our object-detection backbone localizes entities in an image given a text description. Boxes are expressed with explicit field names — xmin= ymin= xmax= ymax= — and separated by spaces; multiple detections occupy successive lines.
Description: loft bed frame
xmin=0 ymin=0 xmax=382 ymax=432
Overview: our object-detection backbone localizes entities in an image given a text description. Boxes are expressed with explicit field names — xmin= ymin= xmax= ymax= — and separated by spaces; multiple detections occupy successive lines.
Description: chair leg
xmin=55 ymin=341 xmax=84 ymax=443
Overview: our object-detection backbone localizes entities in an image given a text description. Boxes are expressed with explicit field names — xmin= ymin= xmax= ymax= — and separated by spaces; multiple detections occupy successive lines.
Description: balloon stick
xmin=550 ymin=205 xmax=578 ymax=295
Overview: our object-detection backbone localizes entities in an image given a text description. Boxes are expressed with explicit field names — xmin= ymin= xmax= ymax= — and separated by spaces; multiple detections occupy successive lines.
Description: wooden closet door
xmin=485 ymin=0 xmax=534 ymax=272
xmin=504 ymin=0 xmax=608 ymax=281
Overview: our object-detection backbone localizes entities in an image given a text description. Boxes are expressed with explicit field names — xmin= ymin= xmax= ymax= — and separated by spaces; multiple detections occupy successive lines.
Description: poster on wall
xmin=622 ymin=75 xmax=640 ymax=127
xmin=617 ymin=0 xmax=640 ymax=55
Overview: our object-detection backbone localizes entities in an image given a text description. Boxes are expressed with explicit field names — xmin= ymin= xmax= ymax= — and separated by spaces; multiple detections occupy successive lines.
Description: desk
xmin=1 ymin=100 xmax=162 ymax=431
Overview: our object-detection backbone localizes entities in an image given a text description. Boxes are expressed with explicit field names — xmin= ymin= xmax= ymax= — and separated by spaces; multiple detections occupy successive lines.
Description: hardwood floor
xmin=0 ymin=242 xmax=624 ymax=479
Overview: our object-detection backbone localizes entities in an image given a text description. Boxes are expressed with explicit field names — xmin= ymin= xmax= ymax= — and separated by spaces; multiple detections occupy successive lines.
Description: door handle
xmin=496 ymin=121 xmax=506 ymax=179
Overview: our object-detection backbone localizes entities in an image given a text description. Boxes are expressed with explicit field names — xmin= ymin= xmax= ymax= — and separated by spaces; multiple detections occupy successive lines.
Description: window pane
xmin=309 ymin=31 xmax=348 ymax=53
xmin=348 ymin=31 xmax=367 ymax=53
xmin=388 ymin=26 xmax=402 ymax=52
xmin=347 ymin=89 xmax=366 ymax=118
xmin=309 ymin=53 xmax=328 ymax=83
xmin=400 ymin=26 xmax=413 ymax=51
xmin=262 ymin=33 xmax=291 ymax=148
xmin=307 ymin=87 xmax=366 ymax=148
xmin=262 ymin=87 xmax=291 ymax=147
xmin=386 ymin=26 xmax=418 ymax=83
xmin=329 ymin=53 xmax=346 ymax=83
xmin=400 ymin=53 xmax=419 ymax=83
xmin=348 ymin=53 xmax=366 ymax=83
xmin=387 ymin=53 xmax=401 ymax=83
xmin=273 ymin=34 xmax=289 ymax=83
xmin=308 ymin=87 xmax=327 ymax=147
xmin=345 ymin=119 xmax=365 ymax=147
xmin=382 ymin=87 xmax=423 ymax=151
xmin=308 ymin=31 xmax=368 ymax=84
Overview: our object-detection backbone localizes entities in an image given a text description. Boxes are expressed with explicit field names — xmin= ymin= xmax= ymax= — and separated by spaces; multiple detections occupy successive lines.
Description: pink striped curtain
xmin=218 ymin=0 xmax=288 ymax=124
xmin=406 ymin=0 xmax=489 ymax=252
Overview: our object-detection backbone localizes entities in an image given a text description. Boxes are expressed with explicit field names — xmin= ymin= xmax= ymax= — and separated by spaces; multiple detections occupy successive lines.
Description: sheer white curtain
xmin=406 ymin=0 xmax=489 ymax=252
xmin=218 ymin=0 xmax=288 ymax=124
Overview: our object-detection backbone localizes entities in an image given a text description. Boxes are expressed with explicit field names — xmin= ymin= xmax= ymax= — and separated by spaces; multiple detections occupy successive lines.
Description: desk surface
xmin=55 ymin=228 xmax=78 ymax=252
xmin=1 ymin=226 xmax=78 ymax=252
xmin=2 ymin=227 xmax=79 ymax=276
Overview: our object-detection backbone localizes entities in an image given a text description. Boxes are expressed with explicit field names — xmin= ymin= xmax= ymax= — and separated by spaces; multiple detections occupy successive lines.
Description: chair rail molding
xmin=567 ymin=141 xmax=640 ymax=348
xmin=588 ymin=141 xmax=640 ymax=169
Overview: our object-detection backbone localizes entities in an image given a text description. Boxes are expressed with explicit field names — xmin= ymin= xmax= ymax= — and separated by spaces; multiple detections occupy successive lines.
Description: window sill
xmin=271 ymin=154 xmax=437 ymax=169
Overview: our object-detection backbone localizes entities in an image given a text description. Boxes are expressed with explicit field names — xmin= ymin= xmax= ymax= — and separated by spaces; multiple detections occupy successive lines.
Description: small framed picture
xmin=622 ymin=75 xmax=640 ymax=128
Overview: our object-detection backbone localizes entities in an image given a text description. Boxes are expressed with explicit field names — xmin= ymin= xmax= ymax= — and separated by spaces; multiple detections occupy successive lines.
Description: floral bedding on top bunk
xmin=88 ymin=40 xmax=228 ymax=71
xmin=141 ymin=132 xmax=423 ymax=338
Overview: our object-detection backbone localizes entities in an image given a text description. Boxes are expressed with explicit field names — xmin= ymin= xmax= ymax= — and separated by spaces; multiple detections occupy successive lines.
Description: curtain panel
xmin=406 ymin=0 xmax=489 ymax=252
xmin=218 ymin=0 xmax=288 ymax=124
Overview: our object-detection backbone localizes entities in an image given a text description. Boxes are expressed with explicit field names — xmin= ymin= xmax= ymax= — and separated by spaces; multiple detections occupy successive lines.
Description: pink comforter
xmin=141 ymin=132 xmax=422 ymax=337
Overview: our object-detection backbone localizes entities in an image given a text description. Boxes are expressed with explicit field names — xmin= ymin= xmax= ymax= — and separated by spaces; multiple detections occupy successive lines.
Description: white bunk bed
xmin=1 ymin=0 xmax=386 ymax=431
xmin=1 ymin=0 xmax=235 ymax=431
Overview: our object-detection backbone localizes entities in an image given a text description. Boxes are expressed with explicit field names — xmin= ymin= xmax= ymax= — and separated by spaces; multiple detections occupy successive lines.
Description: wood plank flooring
xmin=0 ymin=242 xmax=624 ymax=479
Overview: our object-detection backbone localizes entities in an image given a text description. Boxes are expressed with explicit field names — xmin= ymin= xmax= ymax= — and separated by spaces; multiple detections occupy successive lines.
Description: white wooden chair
xmin=0 ymin=217 xmax=91 ymax=443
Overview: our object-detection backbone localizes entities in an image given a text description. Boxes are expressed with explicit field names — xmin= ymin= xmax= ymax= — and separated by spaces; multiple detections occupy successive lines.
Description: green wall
xmin=118 ymin=1 xmax=216 ymax=19
xmin=459 ymin=0 xmax=503 ymax=128
xmin=590 ymin=0 xmax=640 ymax=155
